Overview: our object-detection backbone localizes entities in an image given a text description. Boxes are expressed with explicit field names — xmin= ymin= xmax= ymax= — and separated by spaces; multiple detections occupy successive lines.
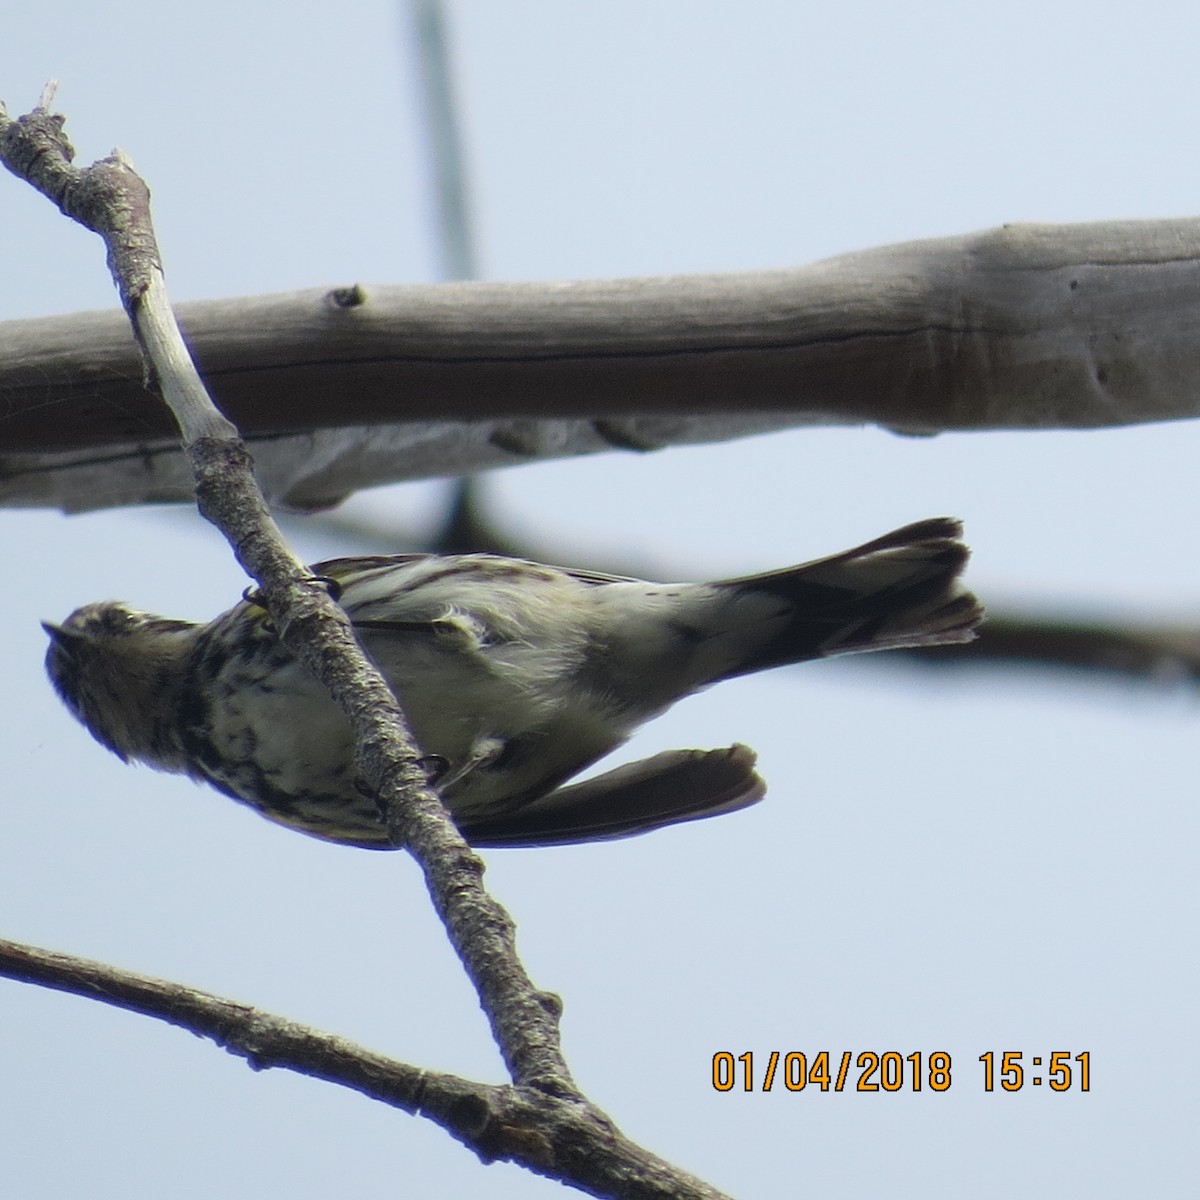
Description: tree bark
xmin=4 ymin=216 xmax=1200 ymax=511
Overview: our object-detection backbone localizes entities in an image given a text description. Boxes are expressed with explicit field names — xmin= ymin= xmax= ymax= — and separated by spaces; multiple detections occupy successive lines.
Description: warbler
xmin=44 ymin=517 xmax=981 ymax=849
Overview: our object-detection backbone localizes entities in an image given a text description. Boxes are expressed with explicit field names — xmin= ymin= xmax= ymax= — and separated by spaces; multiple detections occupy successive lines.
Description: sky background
xmin=2 ymin=2 xmax=1198 ymax=1197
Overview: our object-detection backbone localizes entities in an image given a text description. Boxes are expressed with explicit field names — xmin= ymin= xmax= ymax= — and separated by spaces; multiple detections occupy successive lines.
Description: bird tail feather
xmin=714 ymin=517 xmax=983 ymax=679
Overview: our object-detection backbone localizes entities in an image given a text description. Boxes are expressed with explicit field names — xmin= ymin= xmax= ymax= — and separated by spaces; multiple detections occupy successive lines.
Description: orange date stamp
xmin=712 ymin=1050 xmax=1091 ymax=1093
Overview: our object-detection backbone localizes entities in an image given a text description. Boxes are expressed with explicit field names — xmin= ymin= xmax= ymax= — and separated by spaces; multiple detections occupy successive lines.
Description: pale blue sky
xmin=2 ymin=3 xmax=1197 ymax=1197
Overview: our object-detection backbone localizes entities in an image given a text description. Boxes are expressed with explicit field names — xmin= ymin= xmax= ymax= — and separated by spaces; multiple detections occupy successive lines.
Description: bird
xmin=44 ymin=517 xmax=982 ymax=850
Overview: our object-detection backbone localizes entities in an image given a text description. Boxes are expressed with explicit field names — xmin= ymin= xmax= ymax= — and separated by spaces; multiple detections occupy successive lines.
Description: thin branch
xmin=895 ymin=611 xmax=1200 ymax=687
xmin=0 ymin=90 xmax=738 ymax=1199
xmin=0 ymin=99 xmax=571 ymax=1088
xmin=0 ymin=938 xmax=731 ymax=1200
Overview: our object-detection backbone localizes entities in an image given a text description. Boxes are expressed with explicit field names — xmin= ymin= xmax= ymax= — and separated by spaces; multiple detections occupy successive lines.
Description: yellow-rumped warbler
xmin=44 ymin=518 xmax=981 ymax=849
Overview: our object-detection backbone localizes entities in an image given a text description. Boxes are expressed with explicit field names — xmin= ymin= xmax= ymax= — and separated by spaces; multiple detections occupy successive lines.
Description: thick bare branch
xmin=3 ymin=217 xmax=1200 ymax=510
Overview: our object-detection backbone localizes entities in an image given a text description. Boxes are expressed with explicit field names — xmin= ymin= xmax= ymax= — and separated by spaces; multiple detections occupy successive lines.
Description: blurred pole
xmin=407 ymin=0 xmax=495 ymax=551
xmin=409 ymin=0 xmax=480 ymax=282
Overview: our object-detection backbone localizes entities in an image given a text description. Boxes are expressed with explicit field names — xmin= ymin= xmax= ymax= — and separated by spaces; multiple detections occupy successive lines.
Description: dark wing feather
xmin=459 ymin=744 xmax=764 ymax=848
xmin=311 ymin=552 xmax=643 ymax=584
xmin=309 ymin=554 xmax=431 ymax=575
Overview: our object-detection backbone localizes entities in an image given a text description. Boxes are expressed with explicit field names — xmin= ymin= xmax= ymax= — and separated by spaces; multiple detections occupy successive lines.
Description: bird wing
xmin=457 ymin=744 xmax=764 ymax=848
xmin=311 ymin=552 xmax=647 ymax=588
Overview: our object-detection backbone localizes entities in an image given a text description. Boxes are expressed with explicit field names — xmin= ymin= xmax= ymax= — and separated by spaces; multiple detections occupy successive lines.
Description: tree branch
xmin=4 ymin=217 xmax=1200 ymax=509
xmin=1 ymin=92 xmax=582 ymax=1103
xmin=0 ymin=938 xmax=731 ymax=1200
xmin=1 ymin=87 xmax=741 ymax=1200
xmin=896 ymin=611 xmax=1200 ymax=687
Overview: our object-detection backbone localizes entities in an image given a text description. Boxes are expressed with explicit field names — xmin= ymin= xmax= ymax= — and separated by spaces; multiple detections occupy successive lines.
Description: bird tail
xmin=711 ymin=517 xmax=983 ymax=680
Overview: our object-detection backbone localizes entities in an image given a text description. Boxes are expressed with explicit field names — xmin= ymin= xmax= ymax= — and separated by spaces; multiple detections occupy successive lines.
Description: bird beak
xmin=41 ymin=620 xmax=82 ymax=642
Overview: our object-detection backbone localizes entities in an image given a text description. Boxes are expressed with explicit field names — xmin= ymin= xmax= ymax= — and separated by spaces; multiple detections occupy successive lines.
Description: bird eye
xmin=101 ymin=608 xmax=139 ymax=635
